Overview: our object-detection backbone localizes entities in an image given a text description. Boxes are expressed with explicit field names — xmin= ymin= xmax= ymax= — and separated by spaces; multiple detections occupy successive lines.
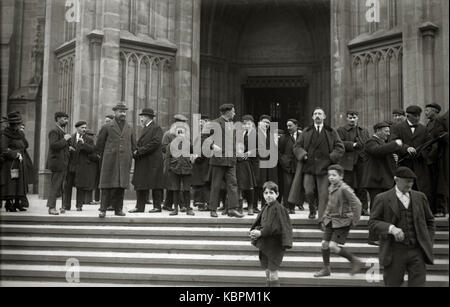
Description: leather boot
xmin=170 ymin=204 xmax=179 ymax=216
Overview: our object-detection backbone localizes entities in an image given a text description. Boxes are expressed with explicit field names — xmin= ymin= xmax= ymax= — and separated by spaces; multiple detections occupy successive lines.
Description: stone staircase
xmin=0 ymin=213 xmax=448 ymax=287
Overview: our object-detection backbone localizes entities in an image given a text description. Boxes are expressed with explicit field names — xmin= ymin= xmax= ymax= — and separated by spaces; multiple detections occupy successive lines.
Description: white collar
xmin=395 ymin=186 xmax=410 ymax=198
xmin=146 ymin=120 xmax=153 ymax=127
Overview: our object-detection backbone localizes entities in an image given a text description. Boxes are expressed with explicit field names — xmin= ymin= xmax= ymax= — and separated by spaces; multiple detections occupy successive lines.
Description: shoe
xmin=106 ymin=206 xmax=115 ymax=211
xmin=314 ymin=267 xmax=331 ymax=278
xmin=217 ymin=206 xmax=225 ymax=211
xmin=128 ymin=208 xmax=144 ymax=213
xmin=186 ymin=209 xmax=195 ymax=216
xmin=169 ymin=210 xmax=178 ymax=216
xmin=308 ymin=212 xmax=316 ymax=219
xmin=180 ymin=207 xmax=186 ymax=213
xmin=149 ymin=208 xmax=162 ymax=213
xmin=76 ymin=208 xmax=82 ymax=212
xmin=248 ymin=208 xmax=254 ymax=216
xmin=253 ymin=207 xmax=261 ymax=213
xmin=99 ymin=211 xmax=106 ymax=218
xmin=48 ymin=209 xmax=59 ymax=215
xmin=434 ymin=212 xmax=446 ymax=218
xmin=368 ymin=240 xmax=379 ymax=246
xmin=350 ymin=258 xmax=364 ymax=276
xmin=297 ymin=204 xmax=305 ymax=211
xmin=210 ymin=211 xmax=218 ymax=218
xmin=60 ymin=208 xmax=66 ymax=214
xmin=361 ymin=209 xmax=369 ymax=216
xmin=15 ymin=205 xmax=26 ymax=212
xmin=221 ymin=209 xmax=228 ymax=216
xmin=289 ymin=209 xmax=295 ymax=215
xmin=162 ymin=205 xmax=174 ymax=211
xmin=115 ymin=211 xmax=126 ymax=216
xmin=228 ymin=209 xmax=244 ymax=218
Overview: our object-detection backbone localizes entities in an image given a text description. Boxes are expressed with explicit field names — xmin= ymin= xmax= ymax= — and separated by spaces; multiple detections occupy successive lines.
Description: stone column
xmin=38 ymin=0 xmax=66 ymax=198
xmin=174 ymin=0 xmax=201 ymax=120
xmin=98 ymin=0 xmax=121 ymax=116
xmin=419 ymin=22 xmax=439 ymax=106
xmin=330 ymin=0 xmax=352 ymax=127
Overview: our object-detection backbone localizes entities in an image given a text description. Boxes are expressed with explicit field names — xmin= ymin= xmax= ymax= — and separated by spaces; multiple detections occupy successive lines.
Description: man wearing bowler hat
xmin=96 ymin=102 xmax=136 ymax=218
xmin=46 ymin=112 xmax=72 ymax=215
xmin=391 ymin=106 xmax=433 ymax=211
xmin=369 ymin=167 xmax=435 ymax=287
xmin=129 ymin=108 xmax=164 ymax=213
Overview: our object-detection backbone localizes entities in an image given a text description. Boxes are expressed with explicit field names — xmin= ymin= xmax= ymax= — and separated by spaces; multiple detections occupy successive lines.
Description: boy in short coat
xmin=314 ymin=164 xmax=363 ymax=277
xmin=250 ymin=181 xmax=293 ymax=287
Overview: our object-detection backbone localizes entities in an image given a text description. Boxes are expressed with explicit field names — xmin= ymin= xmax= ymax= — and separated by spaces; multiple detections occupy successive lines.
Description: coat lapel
xmin=139 ymin=122 xmax=152 ymax=141
xmin=111 ymin=120 xmax=122 ymax=136
xmin=387 ymin=188 xmax=400 ymax=219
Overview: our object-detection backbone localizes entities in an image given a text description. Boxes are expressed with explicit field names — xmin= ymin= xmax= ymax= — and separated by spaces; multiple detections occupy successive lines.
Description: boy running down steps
xmin=314 ymin=164 xmax=364 ymax=278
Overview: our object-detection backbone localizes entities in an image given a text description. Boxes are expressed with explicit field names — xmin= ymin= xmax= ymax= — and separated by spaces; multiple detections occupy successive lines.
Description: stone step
xmin=1 ymin=214 xmax=448 ymax=230
xmin=0 ymin=280 xmax=178 ymax=287
xmin=1 ymin=264 xmax=448 ymax=287
xmin=1 ymin=224 xmax=448 ymax=243
xmin=1 ymin=236 xmax=448 ymax=257
xmin=1 ymin=249 xmax=448 ymax=273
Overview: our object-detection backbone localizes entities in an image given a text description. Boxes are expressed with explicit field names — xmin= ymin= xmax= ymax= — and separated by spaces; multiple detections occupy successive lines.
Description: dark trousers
xmin=304 ymin=173 xmax=329 ymax=219
xmin=94 ymin=188 xmax=100 ymax=202
xmin=174 ymin=190 xmax=191 ymax=209
xmin=209 ymin=165 xmax=238 ymax=211
xmin=282 ymin=171 xmax=295 ymax=210
xmin=240 ymin=189 xmax=254 ymax=209
xmin=100 ymin=188 xmax=124 ymax=213
xmin=383 ymin=244 xmax=427 ymax=287
xmin=62 ymin=172 xmax=78 ymax=209
xmin=136 ymin=189 xmax=163 ymax=211
xmin=193 ymin=185 xmax=209 ymax=204
xmin=47 ymin=170 xmax=67 ymax=209
xmin=164 ymin=189 xmax=174 ymax=209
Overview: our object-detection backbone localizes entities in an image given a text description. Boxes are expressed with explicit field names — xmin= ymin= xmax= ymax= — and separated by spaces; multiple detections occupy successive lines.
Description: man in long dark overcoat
xmin=278 ymin=119 xmax=302 ymax=214
xmin=97 ymin=102 xmax=136 ymax=218
xmin=391 ymin=106 xmax=433 ymax=210
xmin=337 ymin=111 xmax=370 ymax=215
xmin=369 ymin=167 xmax=435 ymax=287
xmin=293 ymin=107 xmax=344 ymax=220
xmin=129 ymin=108 xmax=164 ymax=213
xmin=46 ymin=112 xmax=72 ymax=215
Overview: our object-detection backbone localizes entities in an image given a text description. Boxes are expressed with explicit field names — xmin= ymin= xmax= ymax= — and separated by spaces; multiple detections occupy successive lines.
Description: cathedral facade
xmin=1 ymin=0 xmax=448 ymax=197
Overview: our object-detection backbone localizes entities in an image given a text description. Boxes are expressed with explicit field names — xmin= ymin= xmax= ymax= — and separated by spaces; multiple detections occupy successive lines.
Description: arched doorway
xmin=200 ymin=0 xmax=330 ymax=128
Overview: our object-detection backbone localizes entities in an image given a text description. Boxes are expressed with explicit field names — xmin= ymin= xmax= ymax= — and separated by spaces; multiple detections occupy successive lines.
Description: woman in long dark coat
xmin=1 ymin=112 xmax=29 ymax=212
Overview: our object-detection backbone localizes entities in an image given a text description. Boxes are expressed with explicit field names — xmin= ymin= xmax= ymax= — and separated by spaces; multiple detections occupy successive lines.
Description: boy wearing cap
xmin=46 ymin=112 xmax=72 ymax=215
xmin=369 ymin=167 xmax=435 ymax=287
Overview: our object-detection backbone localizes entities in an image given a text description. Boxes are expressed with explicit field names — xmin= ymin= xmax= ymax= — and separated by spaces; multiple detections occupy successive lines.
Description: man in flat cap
xmin=369 ymin=167 xmax=435 ymax=287
xmin=293 ymin=107 xmax=345 ymax=220
xmin=207 ymin=104 xmax=243 ymax=218
xmin=96 ymin=102 xmax=136 ymax=218
xmin=62 ymin=120 xmax=92 ymax=211
xmin=361 ymin=121 xmax=403 ymax=245
xmin=391 ymin=105 xmax=433 ymax=212
xmin=424 ymin=103 xmax=446 ymax=216
xmin=337 ymin=111 xmax=370 ymax=215
xmin=392 ymin=109 xmax=406 ymax=125
xmin=46 ymin=112 xmax=72 ymax=215
xmin=129 ymin=108 xmax=164 ymax=213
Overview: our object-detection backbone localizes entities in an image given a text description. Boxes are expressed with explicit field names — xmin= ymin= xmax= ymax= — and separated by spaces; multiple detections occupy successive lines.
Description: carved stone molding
xmin=243 ymin=76 xmax=308 ymax=88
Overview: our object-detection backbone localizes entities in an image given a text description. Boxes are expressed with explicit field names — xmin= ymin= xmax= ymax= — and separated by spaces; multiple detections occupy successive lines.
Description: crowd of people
xmin=0 ymin=102 xmax=448 ymax=221
xmin=0 ymin=101 xmax=448 ymax=287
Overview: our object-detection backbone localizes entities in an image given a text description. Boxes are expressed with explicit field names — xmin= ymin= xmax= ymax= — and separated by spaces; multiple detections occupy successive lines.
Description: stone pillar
xmin=0 ymin=0 xmax=15 ymax=120
xmin=330 ymin=0 xmax=352 ymax=127
xmin=401 ymin=0 xmax=425 ymax=108
xmin=98 ymin=0 xmax=121 ymax=117
xmin=174 ymin=0 xmax=201 ymax=120
xmin=419 ymin=22 xmax=439 ymax=106
xmin=38 ymin=0 xmax=66 ymax=198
